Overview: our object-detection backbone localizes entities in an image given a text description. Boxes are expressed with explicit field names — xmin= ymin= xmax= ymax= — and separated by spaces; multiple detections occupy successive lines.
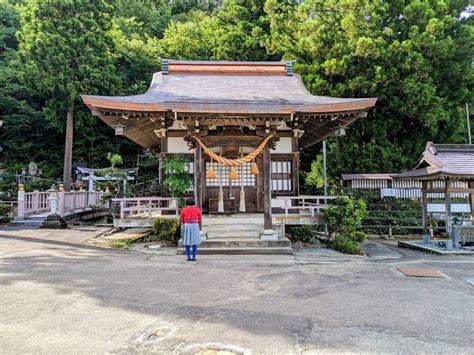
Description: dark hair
xmin=186 ymin=197 xmax=196 ymax=206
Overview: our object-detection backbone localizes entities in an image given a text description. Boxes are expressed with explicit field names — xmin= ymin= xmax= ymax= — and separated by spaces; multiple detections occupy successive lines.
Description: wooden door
xmin=203 ymin=157 xmax=263 ymax=213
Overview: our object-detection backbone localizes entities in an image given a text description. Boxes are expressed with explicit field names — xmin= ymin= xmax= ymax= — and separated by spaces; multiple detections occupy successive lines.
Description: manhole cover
xmin=397 ymin=267 xmax=445 ymax=278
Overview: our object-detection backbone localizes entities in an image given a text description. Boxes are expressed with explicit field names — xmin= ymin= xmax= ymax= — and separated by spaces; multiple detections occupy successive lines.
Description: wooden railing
xmin=111 ymin=197 xmax=179 ymax=219
xmin=276 ymin=195 xmax=336 ymax=217
xmin=17 ymin=189 xmax=105 ymax=218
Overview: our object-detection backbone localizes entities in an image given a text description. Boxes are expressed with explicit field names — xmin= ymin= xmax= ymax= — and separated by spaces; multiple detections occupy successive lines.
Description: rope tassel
xmin=251 ymin=161 xmax=259 ymax=175
xmin=207 ymin=166 xmax=216 ymax=179
xmin=228 ymin=166 xmax=239 ymax=180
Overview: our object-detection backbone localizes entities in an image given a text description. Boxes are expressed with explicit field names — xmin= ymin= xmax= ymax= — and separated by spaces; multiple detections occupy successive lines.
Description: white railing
xmin=17 ymin=189 xmax=105 ymax=218
xmin=111 ymin=197 xmax=179 ymax=219
xmin=24 ymin=191 xmax=50 ymax=215
xmin=277 ymin=195 xmax=336 ymax=217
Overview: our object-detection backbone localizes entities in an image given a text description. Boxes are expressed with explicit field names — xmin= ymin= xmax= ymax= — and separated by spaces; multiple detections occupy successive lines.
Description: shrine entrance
xmin=203 ymin=152 xmax=263 ymax=214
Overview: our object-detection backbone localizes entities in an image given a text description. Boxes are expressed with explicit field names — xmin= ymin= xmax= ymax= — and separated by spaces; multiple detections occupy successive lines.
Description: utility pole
xmin=322 ymin=140 xmax=328 ymax=236
xmin=467 ymin=103 xmax=471 ymax=145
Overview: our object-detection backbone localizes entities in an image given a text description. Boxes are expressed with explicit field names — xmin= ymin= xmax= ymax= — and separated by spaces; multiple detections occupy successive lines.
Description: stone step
xmin=202 ymin=238 xmax=291 ymax=248
xmin=206 ymin=229 xmax=262 ymax=239
xmin=177 ymin=246 xmax=293 ymax=255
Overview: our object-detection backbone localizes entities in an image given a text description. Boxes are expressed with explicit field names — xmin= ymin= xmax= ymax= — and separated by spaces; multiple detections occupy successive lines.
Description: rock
xmin=39 ymin=214 xmax=67 ymax=229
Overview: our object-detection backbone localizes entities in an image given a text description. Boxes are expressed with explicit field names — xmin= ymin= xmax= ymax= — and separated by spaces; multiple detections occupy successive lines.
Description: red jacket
xmin=180 ymin=206 xmax=202 ymax=224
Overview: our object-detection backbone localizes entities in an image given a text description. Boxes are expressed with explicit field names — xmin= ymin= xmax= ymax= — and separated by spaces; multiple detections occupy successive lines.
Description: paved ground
xmin=0 ymin=226 xmax=473 ymax=354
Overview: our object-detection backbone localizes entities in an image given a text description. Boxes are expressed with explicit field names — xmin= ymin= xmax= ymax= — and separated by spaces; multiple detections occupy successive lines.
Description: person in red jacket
xmin=180 ymin=197 xmax=202 ymax=261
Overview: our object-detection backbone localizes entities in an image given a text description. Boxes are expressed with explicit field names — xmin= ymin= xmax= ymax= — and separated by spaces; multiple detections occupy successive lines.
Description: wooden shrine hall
xmin=82 ymin=59 xmax=376 ymax=238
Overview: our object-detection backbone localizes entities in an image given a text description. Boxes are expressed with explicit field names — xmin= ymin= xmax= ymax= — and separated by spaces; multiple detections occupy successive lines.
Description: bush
xmin=152 ymin=218 xmax=180 ymax=242
xmin=351 ymin=231 xmax=367 ymax=243
xmin=0 ymin=205 xmax=14 ymax=224
xmin=323 ymin=196 xmax=367 ymax=254
xmin=332 ymin=236 xmax=360 ymax=254
xmin=287 ymin=224 xmax=323 ymax=244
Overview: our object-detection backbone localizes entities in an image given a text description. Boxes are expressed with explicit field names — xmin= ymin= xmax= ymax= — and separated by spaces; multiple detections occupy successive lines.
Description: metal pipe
xmin=467 ymin=103 xmax=471 ymax=145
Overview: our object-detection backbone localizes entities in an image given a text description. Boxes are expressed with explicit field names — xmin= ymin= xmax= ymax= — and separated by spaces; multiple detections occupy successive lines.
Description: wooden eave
xmin=82 ymin=96 xmax=377 ymax=115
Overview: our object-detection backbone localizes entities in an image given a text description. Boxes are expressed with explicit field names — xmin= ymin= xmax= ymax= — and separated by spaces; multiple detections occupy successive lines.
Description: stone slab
xmin=397 ymin=268 xmax=445 ymax=278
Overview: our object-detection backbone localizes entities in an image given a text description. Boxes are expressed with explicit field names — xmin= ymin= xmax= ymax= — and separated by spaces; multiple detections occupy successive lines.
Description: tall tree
xmin=17 ymin=0 xmax=120 ymax=189
xmin=264 ymin=0 xmax=473 ymax=178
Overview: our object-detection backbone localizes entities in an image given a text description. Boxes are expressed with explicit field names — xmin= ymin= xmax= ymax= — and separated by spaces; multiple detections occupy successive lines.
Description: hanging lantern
xmin=251 ymin=161 xmax=259 ymax=175
xmin=228 ymin=166 xmax=239 ymax=180
xmin=207 ymin=166 xmax=217 ymax=179
xmin=114 ymin=124 xmax=126 ymax=136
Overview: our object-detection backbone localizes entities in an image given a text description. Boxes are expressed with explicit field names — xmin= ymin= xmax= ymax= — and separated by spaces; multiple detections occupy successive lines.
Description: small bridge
xmin=13 ymin=187 xmax=107 ymax=225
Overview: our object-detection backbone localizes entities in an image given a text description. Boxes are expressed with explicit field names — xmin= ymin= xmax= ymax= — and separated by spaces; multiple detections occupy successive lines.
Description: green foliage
xmin=324 ymin=196 xmax=367 ymax=253
xmin=304 ymin=155 xmax=324 ymax=190
xmin=0 ymin=0 xmax=472 ymax=189
xmin=111 ymin=239 xmax=134 ymax=249
xmin=162 ymin=155 xmax=192 ymax=200
xmin=324 ymin=196 xmax=367 ymax=238
xmin=106 ymin=153 xmax=123 ymax=169
xmin=287 ymin=224 xmax=322 ymax=244
xmin=265 ymin=0 xmax=474 ymax=178
xmin=152 ymin=217 xmax=180 ymax=242
xmin=0 ymin=204 xmax=14 ymax=224
xmin=332 ymin=236 xmax=360 ymax=255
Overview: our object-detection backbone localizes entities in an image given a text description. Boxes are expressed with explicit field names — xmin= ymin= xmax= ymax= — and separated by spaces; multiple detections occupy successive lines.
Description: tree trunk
xmin=63 ymin=103 xmax=74 ymax=191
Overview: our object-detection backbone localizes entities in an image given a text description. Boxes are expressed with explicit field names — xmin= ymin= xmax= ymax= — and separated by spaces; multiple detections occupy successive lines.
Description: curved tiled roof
xmin=82 ymin=60 xmax=376 ymax=114
xmin=81 ymin=60 xmax=377 ymax=148
xmin=393 ymin=142 xmax=474 ymax=179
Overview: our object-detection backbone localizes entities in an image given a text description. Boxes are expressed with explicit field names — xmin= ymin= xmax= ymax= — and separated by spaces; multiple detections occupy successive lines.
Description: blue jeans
xmin=185 ymin=245 xmax=197 ymax=259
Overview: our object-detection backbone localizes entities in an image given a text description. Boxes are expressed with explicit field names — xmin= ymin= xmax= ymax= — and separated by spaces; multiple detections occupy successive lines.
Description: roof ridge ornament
xmin=286 ymin=61 xmax=293 ymax=76
xmin=161 ymin=59 xmax=169 ymax=75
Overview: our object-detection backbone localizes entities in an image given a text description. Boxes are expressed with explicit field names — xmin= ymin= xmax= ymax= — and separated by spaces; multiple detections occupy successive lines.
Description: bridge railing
xmin=16 ymin=186 xmax=105 ymax=218
xmin=276 ymin=195 xmax=336 ymax=217
xmin=111 ymin=197 xmax=179 ymax=219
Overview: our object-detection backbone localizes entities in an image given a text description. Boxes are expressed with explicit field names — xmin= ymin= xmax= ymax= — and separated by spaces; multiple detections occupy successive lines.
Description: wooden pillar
xmin=469 ymin=181 xmax=474 ymax=223
xmin=159 ymin=134 xmax=167 ymax=197
xmin=194 ymin=144 xmax=203 ymax=209
xmin=445 ymin=178 xmax=451 ymax=237
xmin=292 ymin=133 xmax=300 ymax=196
xmin=262 ymin=144 xmax=275 ymax=239
xmin=421 ymin=180 xmax=428 ymax=236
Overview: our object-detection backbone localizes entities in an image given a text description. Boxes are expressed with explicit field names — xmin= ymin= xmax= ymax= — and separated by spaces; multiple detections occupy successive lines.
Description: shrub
xmin=351 ymin=231 xmax=367 ymax=243
xmin=0 ymin=205 xmax=14 ymax=224
xmin=323 ymin=196 xmax=367 ymax=254
xmin=324 ymin=196 xmax=367 ymax=238
xmin=332 ymin=236 xmax=360 ymax=254
xmin=152 ymin=218 xmax=180 ymax=242
xmin=287 ymin=224 xmax=323 ymax=244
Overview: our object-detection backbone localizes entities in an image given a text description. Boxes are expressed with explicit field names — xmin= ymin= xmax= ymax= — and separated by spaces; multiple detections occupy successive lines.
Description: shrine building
xmin=82 ymin=60 xmax=376 ymax=240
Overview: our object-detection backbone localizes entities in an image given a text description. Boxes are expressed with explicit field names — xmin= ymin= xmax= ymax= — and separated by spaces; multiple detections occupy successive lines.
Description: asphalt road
xmin=1 ymin=226 xmax=473 ymax=354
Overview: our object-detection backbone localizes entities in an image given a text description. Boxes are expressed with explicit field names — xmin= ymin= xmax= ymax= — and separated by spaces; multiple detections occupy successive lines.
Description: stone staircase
xmin=178 ymin=214 xmax=293 ymax=255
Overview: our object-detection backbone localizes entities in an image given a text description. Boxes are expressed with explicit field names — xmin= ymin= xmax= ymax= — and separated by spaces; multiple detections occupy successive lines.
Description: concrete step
xmin=202 ymin=238 xmax=291 ymax=248
xmin=206 ymin=229 xmax=262 ymax=239
xmin=202 ymin=216 xmax=264 ymax=226
xmin=11 ymin=217 xmax=45 ymax=226
xmin=177 ymin=246 xmax=293 ymax=255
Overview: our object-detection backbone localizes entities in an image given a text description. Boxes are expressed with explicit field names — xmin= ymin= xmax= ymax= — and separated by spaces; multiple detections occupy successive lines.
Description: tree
xmin=160 ymin=0 xmax=273 ymax=61
xmin=16 ymin=0 xmax=120 ymax=190
xmin=264 ymin=0 xmax=474 ymax=179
